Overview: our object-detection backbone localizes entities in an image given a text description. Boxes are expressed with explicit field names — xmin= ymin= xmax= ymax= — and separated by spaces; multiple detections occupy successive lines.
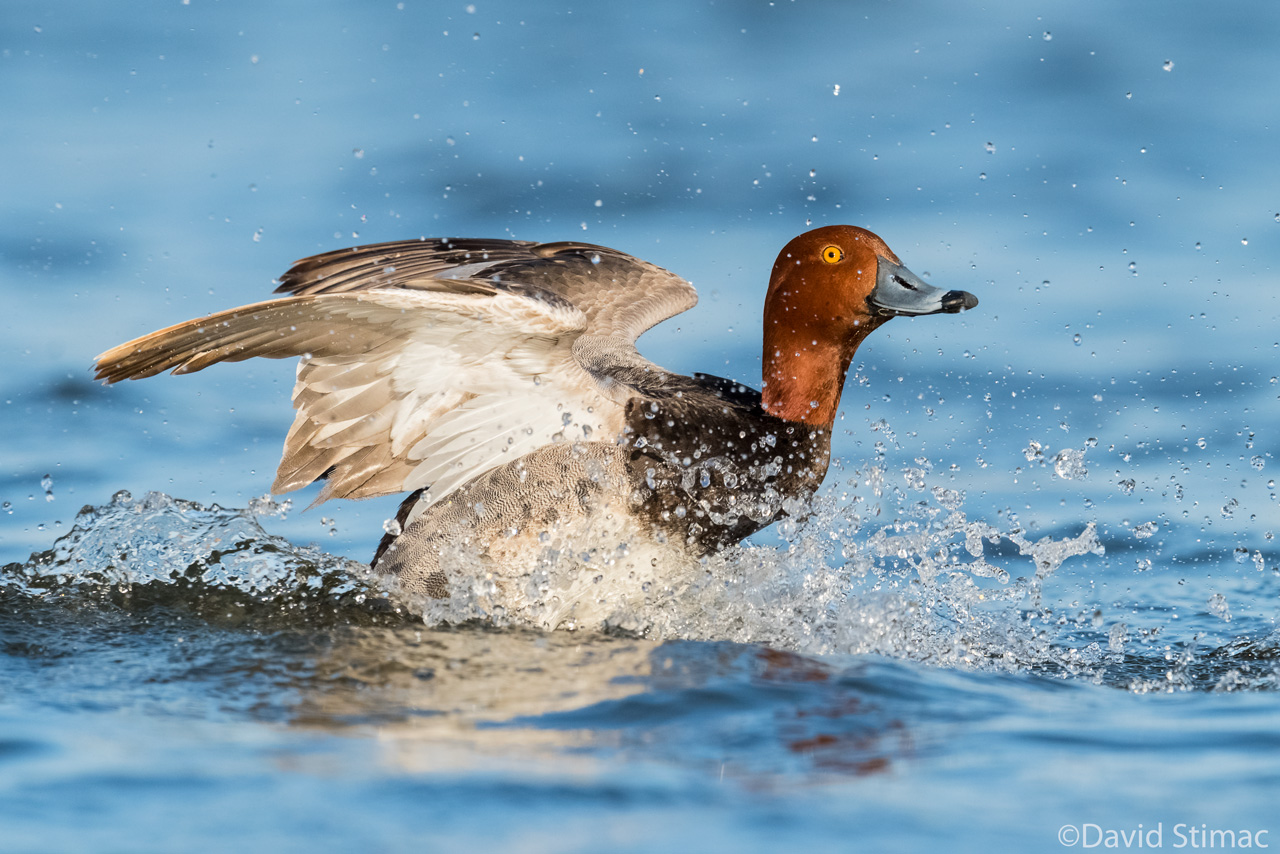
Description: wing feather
xmin=97 ymin=287 xmax=619 ymax=504
xmin=273 ymin=237 xmax=697 ymax=342
xmin=95 ymin=236 xmax=701 ymax=508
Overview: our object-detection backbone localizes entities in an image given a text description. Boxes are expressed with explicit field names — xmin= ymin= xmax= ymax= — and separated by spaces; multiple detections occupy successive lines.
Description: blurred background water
xmin=2 ymin=0 xmax=1278 ymax=851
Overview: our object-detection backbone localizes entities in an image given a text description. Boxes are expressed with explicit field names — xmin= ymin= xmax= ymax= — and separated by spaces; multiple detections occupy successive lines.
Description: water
xmin=3 ymin=0 xmax=1279 ymax=850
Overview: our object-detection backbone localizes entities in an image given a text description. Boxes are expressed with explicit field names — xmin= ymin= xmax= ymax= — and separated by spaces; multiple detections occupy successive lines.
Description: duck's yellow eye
xmin=821 ymin=245 xmax=844 ymax=264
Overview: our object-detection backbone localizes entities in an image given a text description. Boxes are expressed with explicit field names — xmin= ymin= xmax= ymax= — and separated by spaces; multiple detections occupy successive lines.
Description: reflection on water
xmin=293 ymin=631 xmax=915 ymax=783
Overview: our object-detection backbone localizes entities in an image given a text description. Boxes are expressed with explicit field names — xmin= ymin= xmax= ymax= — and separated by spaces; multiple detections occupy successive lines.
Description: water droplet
xmin=1162 ymin=59 xmax=1174 ymax=71
xmin=1042 ymin=31 xmax=1052 ymax=41
xmin=41 ymin=474 xmax=54 ymax=502
xmin=1241 ymin=238 xmax=1248 ymax=246
xmin=1207 ymin=592 xmax=1231 ymax=621
xmin=811 ymin=135 xmax=818 ymax=142
xmin=1251 ymin=455 xmax=1266 ymax=471
xmin=984 ymin=141 xmax=996 ymax=153
xmin=1053 ymin=448 xmax=1088 ymax=480
xmin=1108 ymin=623 xmax=1128 ymax=653
xmin=978 ymin=172 xmax=987 ymax=180
xmin=832 ymin=84 xmax=840 ymax=96
xmin=353 ymin=148 xmax=364 ymax=159
xmin=1118 ymin=478 xmax=1136 ymax=495
xmin=1072 ymin=333 xmax=1081 ymax=345
xmin=382 ymin=518 xmax=402 ymax=536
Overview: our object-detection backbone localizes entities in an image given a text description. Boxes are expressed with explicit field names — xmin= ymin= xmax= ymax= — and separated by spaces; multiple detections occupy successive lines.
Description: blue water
xmin=3 ymin=0 xmax=1279 ymax=850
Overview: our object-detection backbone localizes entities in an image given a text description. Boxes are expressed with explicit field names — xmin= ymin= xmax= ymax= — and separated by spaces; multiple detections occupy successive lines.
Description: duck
xmin=94 ymin=225 xmax=977 ymax=628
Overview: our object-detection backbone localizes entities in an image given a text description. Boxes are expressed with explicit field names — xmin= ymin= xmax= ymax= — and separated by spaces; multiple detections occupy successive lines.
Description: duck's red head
xmin=761 ymin=225 xmax=977 ymax=427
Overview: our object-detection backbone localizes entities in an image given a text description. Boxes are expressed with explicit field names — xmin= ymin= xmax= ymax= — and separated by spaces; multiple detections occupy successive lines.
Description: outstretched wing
xmin=273 ymin=238 xmax=697 ymax=341
xmin=94 ymin=238 xmax=699 ymax=507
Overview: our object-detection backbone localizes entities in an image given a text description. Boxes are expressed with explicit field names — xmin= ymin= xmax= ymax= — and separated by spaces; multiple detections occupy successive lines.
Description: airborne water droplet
xmin=1207 ymin=592 xmax=1231 ymax=622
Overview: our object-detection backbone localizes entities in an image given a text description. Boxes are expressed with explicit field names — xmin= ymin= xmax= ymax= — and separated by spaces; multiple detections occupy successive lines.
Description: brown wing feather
xmin=273 ymin=238 xmax=697 ymax=342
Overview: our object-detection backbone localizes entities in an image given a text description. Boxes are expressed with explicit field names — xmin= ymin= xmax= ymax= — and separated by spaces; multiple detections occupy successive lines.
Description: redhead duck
xmin=95 ymin=226 xmax=976 ymax=625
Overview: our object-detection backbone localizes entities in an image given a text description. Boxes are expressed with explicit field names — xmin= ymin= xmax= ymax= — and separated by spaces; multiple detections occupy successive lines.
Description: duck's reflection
xmin=286 ymin=625 xmax=911 ymax=783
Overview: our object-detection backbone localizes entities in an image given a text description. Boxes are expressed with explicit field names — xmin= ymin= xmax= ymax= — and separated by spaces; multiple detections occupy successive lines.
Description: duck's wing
xmin=94 ymin=240 xmax=698 ymax=507
xmin=273 ymin=238 xmax=697 ymax=342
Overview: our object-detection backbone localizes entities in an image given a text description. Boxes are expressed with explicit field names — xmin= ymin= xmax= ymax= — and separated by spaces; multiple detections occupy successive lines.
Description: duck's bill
xmin=868 ymin=259 xmax=979 ymax=317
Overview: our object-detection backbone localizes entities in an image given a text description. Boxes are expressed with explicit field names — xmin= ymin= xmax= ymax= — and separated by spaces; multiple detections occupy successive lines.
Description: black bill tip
xmin=941 ymin=290 xmax=979 ymax=313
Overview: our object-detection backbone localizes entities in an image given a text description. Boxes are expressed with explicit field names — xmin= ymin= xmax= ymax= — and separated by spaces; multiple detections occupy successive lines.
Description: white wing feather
xmin=95 ymin=238 xmax=697 ymax=510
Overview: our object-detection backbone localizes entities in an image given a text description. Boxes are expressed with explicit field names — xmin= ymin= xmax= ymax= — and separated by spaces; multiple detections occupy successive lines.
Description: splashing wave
xmin=3 ymin=466 xmax=1107 ymax=668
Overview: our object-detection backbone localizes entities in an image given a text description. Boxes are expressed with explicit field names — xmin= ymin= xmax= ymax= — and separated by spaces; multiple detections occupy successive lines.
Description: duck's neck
xmin=761 ymin=317 xmax=885 ymax=427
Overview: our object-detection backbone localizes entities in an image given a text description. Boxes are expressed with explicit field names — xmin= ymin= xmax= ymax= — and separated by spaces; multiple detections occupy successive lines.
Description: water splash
xmin=643 ymin=462 xmax=1104 ymax=672
xmin=2 ymin=490 xmax=395 ymax=625
xmin=4 ymin=479 xmax=1274 ymax=691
